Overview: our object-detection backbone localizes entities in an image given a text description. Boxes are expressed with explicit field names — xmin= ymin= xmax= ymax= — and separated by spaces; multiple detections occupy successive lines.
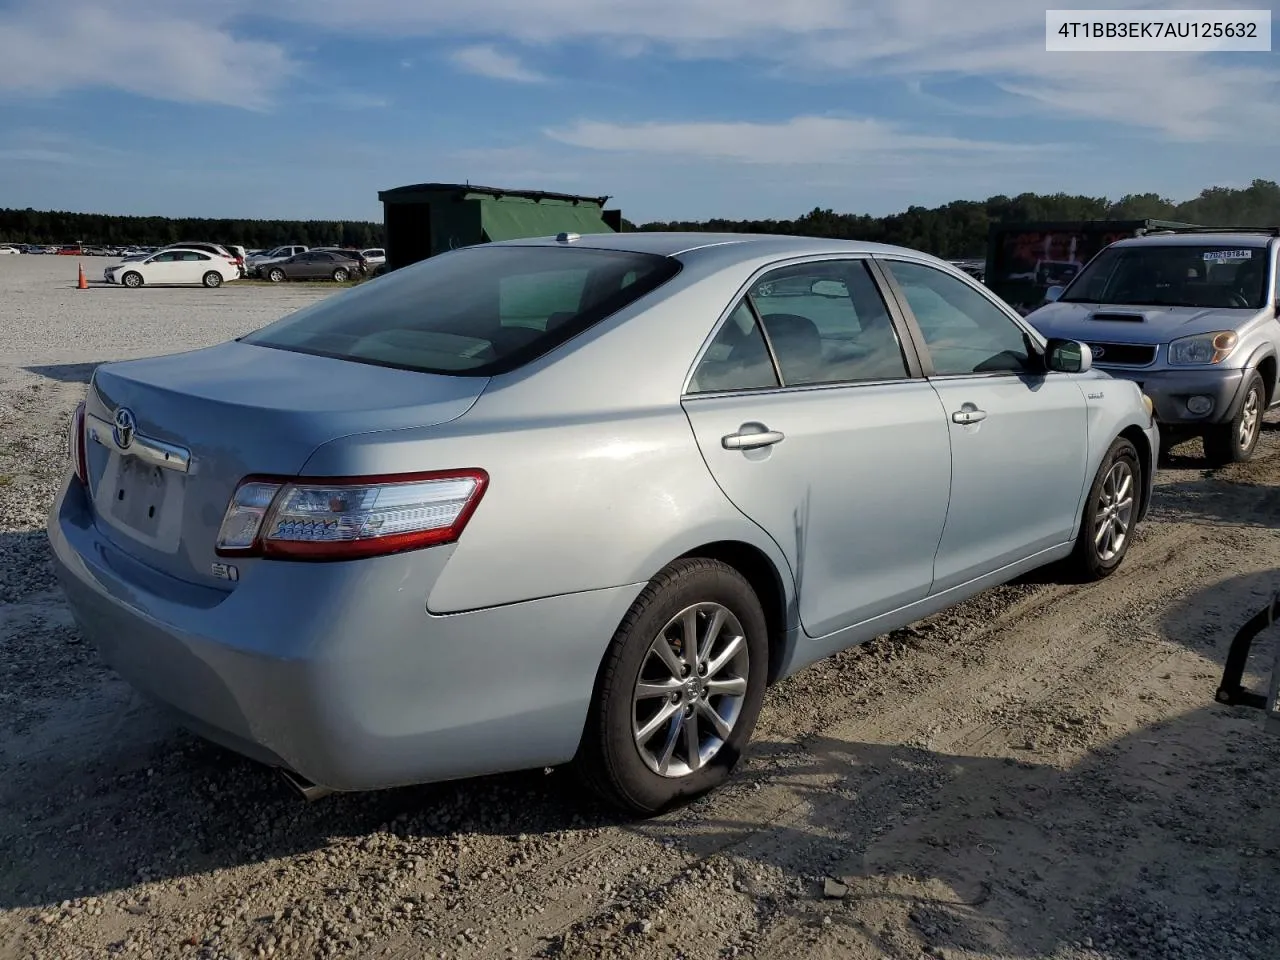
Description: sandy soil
xmin=0 ymin=254 xmax=1277 ymax=960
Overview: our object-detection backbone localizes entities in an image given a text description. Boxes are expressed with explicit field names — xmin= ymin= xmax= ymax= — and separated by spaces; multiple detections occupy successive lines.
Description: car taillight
xmin=215 ymin=469 xmax=488 ymax=561
xmin=68 ymin=401 xmax=88 ymax=486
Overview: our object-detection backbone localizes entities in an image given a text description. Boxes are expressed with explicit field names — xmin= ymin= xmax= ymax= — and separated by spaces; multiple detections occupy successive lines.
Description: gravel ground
xmin=1 ymin=253 xmax=1278 ymax=960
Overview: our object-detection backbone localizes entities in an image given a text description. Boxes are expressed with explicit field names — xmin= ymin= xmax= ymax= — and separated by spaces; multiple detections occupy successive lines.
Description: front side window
xmin=242 ymin=246 xmax=681 ymax=375
xmin=749 ymin=259 xmax=909 ymax=385
xmin=1061 ymin=243 xmax=1269 ymax=310
xmin=886 ymin=260 xmax=1036 ymax=377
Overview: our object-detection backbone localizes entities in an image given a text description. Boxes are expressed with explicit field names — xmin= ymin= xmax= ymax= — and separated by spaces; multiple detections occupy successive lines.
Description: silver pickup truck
xmin=1026 ymin=227 xmax=1280 ymax=464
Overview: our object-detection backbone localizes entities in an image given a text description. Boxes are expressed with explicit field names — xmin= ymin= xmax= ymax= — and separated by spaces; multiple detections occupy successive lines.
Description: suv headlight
xmin=1167 ymin=331 xmax=1238 ymax=365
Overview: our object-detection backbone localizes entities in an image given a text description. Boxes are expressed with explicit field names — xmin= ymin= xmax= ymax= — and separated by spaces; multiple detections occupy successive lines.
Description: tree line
xmin=0 ymin=208 xmax=384 ymax=249
xmin=635 ymin=178 xmax=1280 ymax=259
xmin=3 ymin=179 xmax=1277 ymax=258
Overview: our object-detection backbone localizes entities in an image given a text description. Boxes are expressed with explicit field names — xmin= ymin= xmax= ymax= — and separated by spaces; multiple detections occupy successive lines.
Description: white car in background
xmin=0 ymin=244 xmax=19 ymax=254
xmin=361 ymin=247 xmax=386 ymax=267
xmin=104 ymin=248 xmax=240 ymax=288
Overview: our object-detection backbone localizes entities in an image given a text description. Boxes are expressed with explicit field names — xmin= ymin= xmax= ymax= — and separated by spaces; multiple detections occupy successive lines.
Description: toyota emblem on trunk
xmin=112 ymin=407 xmax=137 ymax=450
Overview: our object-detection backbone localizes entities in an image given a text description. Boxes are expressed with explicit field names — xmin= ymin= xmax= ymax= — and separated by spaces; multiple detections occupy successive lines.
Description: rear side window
xmin=687 ymin=301 xmax=780 ymax=393
xmin=242 ymin=246 xmax=681 ymax=375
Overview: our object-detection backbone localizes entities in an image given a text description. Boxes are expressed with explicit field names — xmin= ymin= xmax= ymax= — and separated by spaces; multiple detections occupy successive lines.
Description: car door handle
xmin=952 ymin=406 xmax=988 ymax=425
xmin=722 ymin=428 xmax=785 ymax=450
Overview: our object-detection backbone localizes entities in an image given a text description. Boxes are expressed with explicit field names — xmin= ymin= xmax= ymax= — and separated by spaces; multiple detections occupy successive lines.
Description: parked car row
xmin=2 ymin=243 xmax=164 ymax=256
xmin=246 ymin=246 xmax=386 ymax=279
xmin=0 ymin=242 xmax=386 ymax=278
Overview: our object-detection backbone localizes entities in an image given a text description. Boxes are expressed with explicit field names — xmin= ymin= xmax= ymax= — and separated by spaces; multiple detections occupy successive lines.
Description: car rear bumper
xmin=1100 ymin=366 xmax=1245 ymax=429
xmin=47 ymin=474 xmax=642 ymax=792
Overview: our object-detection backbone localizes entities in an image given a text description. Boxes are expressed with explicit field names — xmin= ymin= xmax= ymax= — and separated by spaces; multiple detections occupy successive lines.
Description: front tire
xmin=576 ymin=558 xmax=768 ymax=816
xmin=121 ymin=271 xmax=143 ymax=288
xmin=1203 ymin=372 xmax=1264 ymax=466
xmin=267 ymin=268 xmax=285 ymax=283
xmin=1065 ymin=437 xmax=1141 ymax=582
xmin=202 ymin=271 xmax=222 ymax=288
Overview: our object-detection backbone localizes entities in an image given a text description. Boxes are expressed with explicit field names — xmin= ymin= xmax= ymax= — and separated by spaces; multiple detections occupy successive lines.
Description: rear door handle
xmin=952 ymin=406 xmax=988 ymax=425
xmin=722 ymin=427 xmax=785 ymax=450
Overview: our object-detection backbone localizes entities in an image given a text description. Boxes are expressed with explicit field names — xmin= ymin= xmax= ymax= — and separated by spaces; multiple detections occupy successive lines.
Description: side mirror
xmin=1045 ymin=338 xmax=1092 ymax=374
xmin=1043 ymin=285 xmax=1064 ymax=303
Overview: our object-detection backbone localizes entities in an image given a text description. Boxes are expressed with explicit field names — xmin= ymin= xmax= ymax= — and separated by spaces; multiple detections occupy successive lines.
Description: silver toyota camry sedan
xmin=48 ymin=232 xmax=1158 ymax=814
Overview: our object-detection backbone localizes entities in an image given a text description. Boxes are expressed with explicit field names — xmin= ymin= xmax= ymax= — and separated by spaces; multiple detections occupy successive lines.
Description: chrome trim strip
xmin=85 ymin=412 xmax=191 ymax=473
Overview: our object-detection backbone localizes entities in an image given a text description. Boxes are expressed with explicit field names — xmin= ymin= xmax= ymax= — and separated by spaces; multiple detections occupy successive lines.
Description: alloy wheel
xmin=631 ymin=602 xmax=750 ymax=778
xmin=1239 ymin=386 xmax=1261 ymax=451
xmin=1094 ymin=460 xmax=1134 ymax=562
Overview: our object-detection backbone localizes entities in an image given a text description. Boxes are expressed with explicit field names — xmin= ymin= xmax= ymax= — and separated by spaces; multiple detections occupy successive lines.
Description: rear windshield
xmin=242 ymin=245 xmax=681 ymax=376
xmin=1061 ymin=243 xmax=1270 ymax=309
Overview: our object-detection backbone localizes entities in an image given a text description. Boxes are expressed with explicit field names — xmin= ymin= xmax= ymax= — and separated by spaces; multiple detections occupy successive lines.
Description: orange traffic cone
xmin=77 ymin=262 xmax=88 ymax=290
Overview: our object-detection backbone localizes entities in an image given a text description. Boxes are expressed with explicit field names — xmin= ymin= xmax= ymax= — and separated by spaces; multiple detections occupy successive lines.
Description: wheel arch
xmin=1256 ymin=352 xmax=1277 ymax=406
xmin=1117 ymin=424 xmax=1153 ymax=520
xmin=673 ymin=540 xmax=793 ymax=685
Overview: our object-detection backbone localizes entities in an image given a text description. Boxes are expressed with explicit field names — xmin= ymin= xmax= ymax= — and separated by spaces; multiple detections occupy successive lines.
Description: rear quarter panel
xmin=301 ymin=403 xmax=794 ymax=616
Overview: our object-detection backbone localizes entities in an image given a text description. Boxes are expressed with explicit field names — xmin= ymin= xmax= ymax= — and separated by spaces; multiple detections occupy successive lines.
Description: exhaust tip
xmin=277 ymin=767 xmax=334 ymax=802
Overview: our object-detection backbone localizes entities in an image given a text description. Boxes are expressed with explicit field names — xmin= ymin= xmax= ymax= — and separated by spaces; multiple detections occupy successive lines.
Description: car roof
xmin=489 ymin=231 xmax=944 ymax=263
xmin=1112 ymin=232 xmax=1276 ymax=249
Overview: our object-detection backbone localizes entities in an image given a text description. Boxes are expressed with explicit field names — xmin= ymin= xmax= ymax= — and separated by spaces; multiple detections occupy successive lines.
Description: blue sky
xmin=0 ymin=0 xmax=1277 ymax=223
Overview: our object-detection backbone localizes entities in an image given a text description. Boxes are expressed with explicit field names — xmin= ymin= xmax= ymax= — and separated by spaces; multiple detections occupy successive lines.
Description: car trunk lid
xmin=84 ymin=340 xmax=487 ymax=590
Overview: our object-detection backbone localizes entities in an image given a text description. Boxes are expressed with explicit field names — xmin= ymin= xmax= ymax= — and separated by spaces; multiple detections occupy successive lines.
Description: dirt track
xmin=1 ymin=263 xmax=1279 ymax=960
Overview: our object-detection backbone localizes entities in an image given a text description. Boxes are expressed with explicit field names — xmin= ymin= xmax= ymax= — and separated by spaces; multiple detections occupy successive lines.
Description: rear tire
xmin=202 ymin=271 xmax=222 ymax=288
xmin=1203 ymin=372 xmax=1264 ymax=466
xmin=332 ymin=268 xmax=349 ymax=282
xmin=1064 ymin=437 xmax=1141 ymax=582
xmin=267 ymin=268 xmax=285 ymax=283
xmin=575 ymin=558 xmax=768 ymax=817
xmin=122 ymin=271 xmax=143 ymax=288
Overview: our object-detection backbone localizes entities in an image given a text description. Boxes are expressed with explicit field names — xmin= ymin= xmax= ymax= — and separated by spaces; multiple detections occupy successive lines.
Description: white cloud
xmin=1 ymin=0 xmax=1274 ymax=143
xmin=450 ymin=44 xmax=548 ymax=83
xmin=0 ymin=1 xmax=295 ymax=109
xmin=258 ymin=0 xmax=1279 ymax=141
xmin=545 ymin=116 xmax=1044 ymax=165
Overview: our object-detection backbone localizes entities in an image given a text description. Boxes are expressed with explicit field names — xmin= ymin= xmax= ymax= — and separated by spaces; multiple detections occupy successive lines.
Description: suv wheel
xmin=1204 ymin=371 xmax=1264 ymax=466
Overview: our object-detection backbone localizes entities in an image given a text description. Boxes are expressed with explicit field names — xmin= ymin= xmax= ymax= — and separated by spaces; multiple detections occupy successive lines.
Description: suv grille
xmin=1085 ymin=342 xmax=1156 ymax=367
